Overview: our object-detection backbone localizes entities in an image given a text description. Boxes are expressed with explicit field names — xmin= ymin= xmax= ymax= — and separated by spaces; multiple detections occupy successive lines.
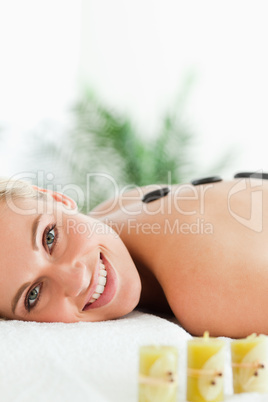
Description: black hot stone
xmin=191 ymin=176 xmax=223 ymax=186
xmin=234 ymin=172 xmax=268 ymax=180
xmin=142 ymin=187 xmax=170 ymax=203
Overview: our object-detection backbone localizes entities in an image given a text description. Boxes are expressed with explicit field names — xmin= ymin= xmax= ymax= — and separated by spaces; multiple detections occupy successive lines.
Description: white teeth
xmin=87 ymin=258 xmax=108 ymax=306
xmin=98 ymin=276 xmax=107 ymax=286
xmin=96 ymin=284 xmax=105 ymax=294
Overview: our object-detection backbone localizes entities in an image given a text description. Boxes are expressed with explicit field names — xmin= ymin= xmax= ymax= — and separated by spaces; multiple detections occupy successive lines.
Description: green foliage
xmin=63 ymin=88 xmax=198 ymax=210
xmin=31 ymin=84 xmax=232 ymax=212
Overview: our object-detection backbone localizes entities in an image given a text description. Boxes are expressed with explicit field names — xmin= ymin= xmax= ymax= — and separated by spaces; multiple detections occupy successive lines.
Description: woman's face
xmin=0 ymin=192 xmax=141 ymax=322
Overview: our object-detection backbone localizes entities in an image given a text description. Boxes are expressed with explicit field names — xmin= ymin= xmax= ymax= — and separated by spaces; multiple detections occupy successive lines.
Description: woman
xmin=0 ymin=173 xmax=267 ymax=337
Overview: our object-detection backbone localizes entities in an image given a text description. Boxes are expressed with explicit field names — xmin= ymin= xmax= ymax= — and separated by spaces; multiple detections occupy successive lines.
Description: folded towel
xmin=0 ymin=311 xmax=266 ymax=401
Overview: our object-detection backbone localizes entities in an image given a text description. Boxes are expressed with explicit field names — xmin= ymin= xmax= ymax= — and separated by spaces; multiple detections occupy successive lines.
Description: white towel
xmin=0 ymin=311 xmax=267 ymax=402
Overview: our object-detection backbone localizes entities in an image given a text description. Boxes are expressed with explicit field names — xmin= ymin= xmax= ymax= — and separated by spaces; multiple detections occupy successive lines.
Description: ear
xmin=32 ymin=186 xmax=77 ymax=210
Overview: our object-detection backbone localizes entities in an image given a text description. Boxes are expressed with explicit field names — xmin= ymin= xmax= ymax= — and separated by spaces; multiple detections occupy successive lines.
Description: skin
xmin=92 ymin=178 xmax=268 ymax=338
xmin=1 ymin=178 xmax=268 ymax=337
xmin=0 ymin=191 xmax=141 ymax=323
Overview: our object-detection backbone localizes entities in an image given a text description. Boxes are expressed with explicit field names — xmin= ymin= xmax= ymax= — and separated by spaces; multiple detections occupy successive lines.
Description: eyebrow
xmin=32 ymin=214 xmax=42 ymax=251
xmin=11 ymin=214 xmax=43 ymax=315
xmin=12 ymin=282 xmax=31 ymax=314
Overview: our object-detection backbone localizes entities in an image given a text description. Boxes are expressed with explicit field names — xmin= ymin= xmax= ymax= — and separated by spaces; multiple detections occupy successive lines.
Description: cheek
xmin=112 ymin=261 xmax=141 ymax=317
xmin=37 ymin=298 xmax=78 ymax=323
xmin=66 ymin=216 xmax=104 ymax=246
xmin=109 ymin=238 xmax=141 ymax=290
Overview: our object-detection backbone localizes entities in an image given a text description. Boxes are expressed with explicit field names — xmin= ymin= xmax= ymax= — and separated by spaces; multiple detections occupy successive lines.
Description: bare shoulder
xmin=89 ymin=177 xmax=268 ymax=336
xmin=89 ymin=178 xmax=268 ymax=223
xmin=89 ymin=184 xmax=169 ymax=218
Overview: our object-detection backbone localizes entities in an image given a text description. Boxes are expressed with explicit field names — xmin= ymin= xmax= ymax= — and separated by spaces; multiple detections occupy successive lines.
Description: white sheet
xmin=0 ymin=311 xmax=267 ymax=402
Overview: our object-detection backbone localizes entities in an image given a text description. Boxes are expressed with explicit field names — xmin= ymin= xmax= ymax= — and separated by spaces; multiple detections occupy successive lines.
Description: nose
xmin=51 ymin=260 xmax=90 ymax=298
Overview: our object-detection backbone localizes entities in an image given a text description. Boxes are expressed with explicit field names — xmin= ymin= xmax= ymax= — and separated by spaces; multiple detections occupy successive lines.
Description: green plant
xmin=66 ymin=89 xmax=197 ymax=209
xmin=31 ymin=84 xmax=233 ymax=212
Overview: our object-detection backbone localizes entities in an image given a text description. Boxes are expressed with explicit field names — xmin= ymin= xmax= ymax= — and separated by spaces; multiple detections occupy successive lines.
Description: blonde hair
xmin=0 ymin=177 xmax=39 ymax=202
xmin=0 ymin=177 xmax=45 ymax=321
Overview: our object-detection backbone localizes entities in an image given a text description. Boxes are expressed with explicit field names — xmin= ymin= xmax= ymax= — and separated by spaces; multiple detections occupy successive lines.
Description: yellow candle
xmin=187 ymin=332 xmax=225 ymax=402
xmin=231 ymin=333 xmax=268 ymax=393
xmin=138 ymin=345 xmax=178 ymax=402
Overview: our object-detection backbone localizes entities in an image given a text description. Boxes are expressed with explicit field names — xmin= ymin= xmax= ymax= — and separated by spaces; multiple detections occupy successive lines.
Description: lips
xmin=82 ymin=253 xmax=117 ymax=311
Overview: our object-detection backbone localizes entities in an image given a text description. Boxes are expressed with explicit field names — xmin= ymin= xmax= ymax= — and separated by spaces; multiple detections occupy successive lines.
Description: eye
xmin=25 ymin=283 xmax=42 ymax=311
xmin=43 ymin=224 xmax=58 ymax=254
xmin=46 ymin=228 xmax=55 ymax=248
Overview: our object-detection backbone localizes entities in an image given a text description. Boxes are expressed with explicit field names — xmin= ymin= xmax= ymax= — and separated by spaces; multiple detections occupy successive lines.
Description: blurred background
xmin=1 ymin=0 xmax=268 ymax=210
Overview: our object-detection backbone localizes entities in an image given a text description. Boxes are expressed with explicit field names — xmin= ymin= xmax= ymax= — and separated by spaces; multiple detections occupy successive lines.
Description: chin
xmin=120 ymin=282 xmax=141 ymax=316
xmin=110 ymin=280 xmax=142 ymax=320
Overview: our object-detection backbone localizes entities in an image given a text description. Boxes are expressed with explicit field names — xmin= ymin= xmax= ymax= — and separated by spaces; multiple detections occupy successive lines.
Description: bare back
xmin=91 ymin=178 xmax=268 ymax=337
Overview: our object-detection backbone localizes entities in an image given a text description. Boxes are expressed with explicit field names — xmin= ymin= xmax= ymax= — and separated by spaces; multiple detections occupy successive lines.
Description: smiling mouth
xmin=82 ymin=255 xmax=107 ymax=310
xmin=88 ymin=257 xmax=107 ymax=304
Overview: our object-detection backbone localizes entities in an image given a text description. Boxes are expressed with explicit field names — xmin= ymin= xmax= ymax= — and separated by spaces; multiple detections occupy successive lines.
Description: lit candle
xmin=138 ymin=345 xmax=178 ymax=402
xmin=231 ymin=333 xmax=268 ymax=393
xmin=187 ymin=332 xmax=225 ymax=402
